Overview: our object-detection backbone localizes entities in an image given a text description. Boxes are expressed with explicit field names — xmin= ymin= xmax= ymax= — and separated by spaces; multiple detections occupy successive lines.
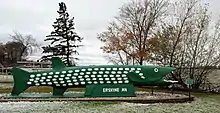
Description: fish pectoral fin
xmin=53 ymin=87 xmax=67 ymax=96
xmin=127 ymin=72 xmax=143 ymax=82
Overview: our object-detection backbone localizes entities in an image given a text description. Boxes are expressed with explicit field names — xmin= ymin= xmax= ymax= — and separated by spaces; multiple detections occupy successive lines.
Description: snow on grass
xmin=0 ymin=101 xmax=67 ymax=113
xmin=0 ymin=97 xmax=219 ymax=113
xmin=0 ymin=95 xmax=219 ymax=113
xmin=0 ymin=90 xmax=219 ymax=113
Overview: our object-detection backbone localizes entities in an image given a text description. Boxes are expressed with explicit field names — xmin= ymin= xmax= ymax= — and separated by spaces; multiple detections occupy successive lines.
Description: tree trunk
xmin=67 ymin=39 xmax=70 ymax=66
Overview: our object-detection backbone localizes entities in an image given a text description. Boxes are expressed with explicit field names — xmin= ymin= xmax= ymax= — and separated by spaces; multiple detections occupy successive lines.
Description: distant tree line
xmin=0 ymin=31 xmax=39 ymax=67
xmin=0 ymin=2 xmax=83 ymax=67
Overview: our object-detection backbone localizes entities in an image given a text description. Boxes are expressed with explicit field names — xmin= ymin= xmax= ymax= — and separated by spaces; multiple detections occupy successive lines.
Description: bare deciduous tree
xmin=98 ymin=0 xmax=168 ymax=65
xmin=9 ymin=31 xmax=40 ymax=60
xmin=98 ymin=0 xmax=220 ymax=90
xmin=150 ymin=0 xmax=220 ymax=89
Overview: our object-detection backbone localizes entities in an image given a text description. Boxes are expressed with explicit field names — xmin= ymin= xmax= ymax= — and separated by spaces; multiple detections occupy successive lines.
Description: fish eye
xmin=154 ymin=68 xmax=159 ymax=72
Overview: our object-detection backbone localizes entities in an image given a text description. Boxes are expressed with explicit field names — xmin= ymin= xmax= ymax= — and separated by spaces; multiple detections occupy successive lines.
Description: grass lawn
xmin=0 ymin=84 xmax=220 ymax=113
xmin=0 ymin=92 xmax=219 ymax=113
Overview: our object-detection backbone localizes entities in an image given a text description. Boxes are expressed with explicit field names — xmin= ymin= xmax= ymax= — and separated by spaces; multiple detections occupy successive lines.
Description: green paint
xmin=53 ymin=87 xmax=67 ymax=96
xmin=11 ymin=57 xmax=177 ymax=97
xmin=11 ymin=68 xmax=30 ymax=96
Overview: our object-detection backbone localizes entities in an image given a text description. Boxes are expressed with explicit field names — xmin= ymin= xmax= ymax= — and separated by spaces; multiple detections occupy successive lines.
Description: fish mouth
xmin=166 ymin=67 xmax=176 ymax=72
xmin=163 ymin=79 xmax=178 ymax=83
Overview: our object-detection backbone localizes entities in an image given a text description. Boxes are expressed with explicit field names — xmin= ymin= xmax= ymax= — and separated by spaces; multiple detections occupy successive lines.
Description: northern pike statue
xmin=11 ymin=57 xmax=177 ymax=97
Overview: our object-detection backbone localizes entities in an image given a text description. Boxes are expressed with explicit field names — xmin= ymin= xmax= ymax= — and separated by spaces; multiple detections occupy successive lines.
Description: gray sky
xmin=0 ymin=0 xmax=220 ymax=65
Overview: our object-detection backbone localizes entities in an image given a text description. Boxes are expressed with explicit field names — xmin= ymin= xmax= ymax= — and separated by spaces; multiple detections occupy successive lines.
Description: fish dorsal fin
xmin=51 ymin=57 xmax=66 ymax=70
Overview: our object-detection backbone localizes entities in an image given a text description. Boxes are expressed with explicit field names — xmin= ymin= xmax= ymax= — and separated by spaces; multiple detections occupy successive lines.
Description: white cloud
xmin=0 ymin=0 xmax=131 ymax=65
xmin=1 ymin=0 xmax=220 ymax=65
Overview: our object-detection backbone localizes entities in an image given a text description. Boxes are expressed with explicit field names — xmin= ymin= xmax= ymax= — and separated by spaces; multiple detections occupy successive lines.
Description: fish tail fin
xmin=11 ymin=67 xmax=30 ymax=96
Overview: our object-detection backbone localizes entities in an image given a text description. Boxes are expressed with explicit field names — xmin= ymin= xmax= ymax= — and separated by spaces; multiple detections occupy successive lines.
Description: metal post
xmin=189 ymin=85 xmax=191 ymax=100
xmin=172 ymin=84 xmax=174 ymax=95
xmin=151 ymin=86 xmax=154 ymax=95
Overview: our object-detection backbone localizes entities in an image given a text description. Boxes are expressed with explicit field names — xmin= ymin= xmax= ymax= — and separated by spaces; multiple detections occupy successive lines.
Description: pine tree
xmin=41 ymin=2 xmax=83 ymax=66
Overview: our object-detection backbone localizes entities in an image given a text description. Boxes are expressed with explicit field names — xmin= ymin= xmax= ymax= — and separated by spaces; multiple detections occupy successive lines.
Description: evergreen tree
xmin=41 ymin=2 xmax=83 ymax=66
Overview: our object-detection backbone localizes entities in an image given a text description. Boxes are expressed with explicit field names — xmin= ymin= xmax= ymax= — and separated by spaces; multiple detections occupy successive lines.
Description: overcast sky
xmin=0 ymin=0 xmax=220 ymax=65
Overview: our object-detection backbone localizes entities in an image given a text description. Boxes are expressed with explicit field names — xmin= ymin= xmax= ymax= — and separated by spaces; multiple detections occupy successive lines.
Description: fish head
xmin=142 ymin=66 xmax=176 ymax=80
xmin=127 ymin=66 xmax=176 ymax=85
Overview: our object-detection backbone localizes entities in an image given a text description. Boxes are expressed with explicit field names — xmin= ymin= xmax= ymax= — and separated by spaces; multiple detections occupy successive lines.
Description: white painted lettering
xmin=121 ymin=88 xmax=128 ymax=92
xmin=103 ymin=88 xmax=119 ymax=92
